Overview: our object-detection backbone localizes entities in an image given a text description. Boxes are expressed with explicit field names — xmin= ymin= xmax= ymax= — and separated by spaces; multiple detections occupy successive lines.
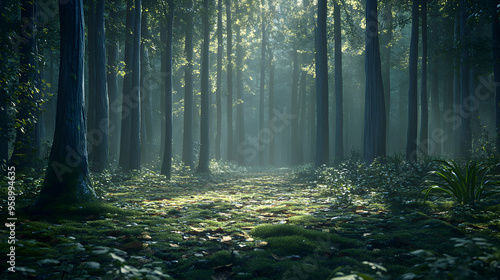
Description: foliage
xmin=402 ymin=237 xmax=500 ymax=280
xmin=422 ymin=160 xmax=499 ymax=206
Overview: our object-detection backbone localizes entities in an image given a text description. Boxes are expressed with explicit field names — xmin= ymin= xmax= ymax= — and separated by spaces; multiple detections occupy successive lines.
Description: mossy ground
xmin=1 ymin=161 xmax=499 ymax=279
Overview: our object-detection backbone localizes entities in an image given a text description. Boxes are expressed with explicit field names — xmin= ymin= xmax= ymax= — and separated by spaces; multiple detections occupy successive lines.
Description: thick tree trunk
xmin=33 ymin=0 xmax=97 ymax=208
xmin=381 ymin=2 xmax=392 ymax=152
xmin=315 ymin=0 xmax=329 ymax=166
xmin=298 ymin=69 xmax=307 ymax=164
xmin=161 ymin=0 xmax=174 ymax=178
xmin=106 ymin=0 xmax=120 ymax=164
xmin=215 ymin=0 xmax=223 ymax=160
xmin=420 ymin=0 xmax=429 ymax=156
xmin=334 ymin=0 xmax=343 ymax=161
xmin=364 ymin=0 xmax=386 ymax=164
xmin=460 ymin=0 xmax=471 ymax=158
xmin=197 ymin=0 xmax=211 ymax=173
xmin=406 ymin=0 xmax=419 ymax=162
xmin=182 ymin=0 xmax=194 ymax=168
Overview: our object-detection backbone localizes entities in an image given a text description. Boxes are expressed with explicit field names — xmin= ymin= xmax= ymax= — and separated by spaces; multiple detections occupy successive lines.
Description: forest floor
xmin=1 ymin=160 xmax=500 ymax=279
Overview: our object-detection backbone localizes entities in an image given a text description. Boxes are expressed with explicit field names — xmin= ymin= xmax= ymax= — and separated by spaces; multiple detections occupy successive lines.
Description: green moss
xmin=288 ymin=215 xmax=326 ymax=225
xmin=209 ymin=250 xmax=232 ymax=266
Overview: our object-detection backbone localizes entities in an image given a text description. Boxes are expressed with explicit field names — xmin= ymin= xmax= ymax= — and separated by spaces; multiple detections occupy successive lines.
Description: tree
xmin=259 ymin=0 xmax=267 ymax=165
xmin=161 ymin=0 xmax=174 ymax=178
xmin=140 ymin=11 xmax=153 ymax=163
xmin=291 ymin=49 xmax=300 ymax=165
xmin=197 ymin=0 xmax=211 ymax=173
xmin=315 ymin=0 xmax=329 ymax=166
xmin=87 ymin=0 xmax=109 ymax=173
xmin=460 ymin=0 xmax=471 ymax=157
xmin=226 ymin=0 xmax=235 ymax=162
xmin=494 ymin=0 xmax=500 ymax=153
xmin=106 ymin=0 xmax=121 ymax=163
xmin=33 ymin=0 xmax=97 ymax=208
xmin=406 ymin=0 xmax=419 ymax=162
xmin=363 ymin=0 xmax=386 ymax=164
xmin=334 ymin=0 xmax=343 ymax=161
xmin=419 ymin=0 xmax=429 ymax=156
xmin=0 ymin=0 xmax=10 ymax=171
xmin=235 ymin=0 xmax=246 ymax=165
xmin=182 ymin=0 xmax=194 ymax=168
xmin=215 ymin=0 xmax=223 ymax=160
xmin=119 ymin=0 xmax=142 ymax=172
xmin=268 ymin=49 xmax=275 ymax=165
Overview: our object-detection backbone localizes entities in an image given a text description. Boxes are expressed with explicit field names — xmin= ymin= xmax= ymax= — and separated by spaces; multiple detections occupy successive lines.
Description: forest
xmin=1 ymin=0 xmax=500 ymax=279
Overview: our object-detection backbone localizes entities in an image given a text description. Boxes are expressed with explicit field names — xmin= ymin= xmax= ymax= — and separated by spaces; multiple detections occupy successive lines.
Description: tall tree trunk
xmin=268 ymin=49 xmax=275 ymax=165
xmin=129 ymin=0 xmax=142 ymax=170
xmin=235 ymin=3 xmax=246 ymax=165
xmin=161 ymin=0 xmax=174 ymax=178
xmin=215 ymin=0 xmax=223 ymax=160
xmin=141 ymin=11 xmax=153 ymax=163
xmin=460 ymin=0 xmax=471 ymax=157
xmin=10 ymin=0 xmax=39 ymax=171
xmin=298 ymin=69 xmax=307 ymax=164
xmin=118 ymin=0 xmax=135 ymax=170
xmin=88 ymin=0 xmax=109 ymax=173
xmin=197 ymin=0 xmax=211 ymax=173
xmin=420 ymin=0 xmax=429 ymax=156
xmin=226 ymin=0 xmax=234 ymax=162
xmin=259 ymin=2 xmax=267 ymax=165
xmin=182 ymin=0 xmax=194 ymax=168
xmin=291 ymin=50 xmax=300 ymax=166
xmin=33 ymin=0 xmax=97 ymax=208
xmin=406 ymin=0 xmax=419 ymax=162
xmin=334 ymin=0 xmax=343 ymax=161
xmin=453 ymin=12 xmax=462 ymax=156
xmin=364 ymin=0 xmax=386 ymax=164
xmin=429 ymin=18 xmax=441 ymax=155
xmin=315 ymin=0 xmax=329 ymax=166
xmin=494 ymin=0 xmax=500 ymax=154
xmin=107 ymin=0 xmax=120 ymax=164
xmin=381 ymin=1 xmax=393 ymax=152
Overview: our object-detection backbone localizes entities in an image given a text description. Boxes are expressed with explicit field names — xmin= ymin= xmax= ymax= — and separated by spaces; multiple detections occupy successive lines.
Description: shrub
xmin=422 ymin=160 xmax=498 ymax=206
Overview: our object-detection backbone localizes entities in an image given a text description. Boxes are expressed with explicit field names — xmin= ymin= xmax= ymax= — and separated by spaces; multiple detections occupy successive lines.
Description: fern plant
xmin=422 ymin=160 xmax=497 ymax=206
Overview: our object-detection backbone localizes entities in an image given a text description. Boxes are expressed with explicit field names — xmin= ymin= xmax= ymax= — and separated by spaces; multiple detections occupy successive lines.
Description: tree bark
xmin=88 ymin=0 xmax=109 ymax=173
xmin=315 ymin=0 xmax=329 ymax=166
xmin=106 ymin=0 xmax=120 ymax=164
xmin=226 ymin=0 xmax=234 ymax=162
xmin=334 ymin=0 xmax=343 ymax=161
xmin=460 ymin=0 xmax=471 ymax=157
xmin=118 ymin=0 xmax=135 ymax=170
xmin=268 ymin=49 xmax=275 ymax=165
xmin=215 ymin=0 xmax=223 ymax=160
xmin=141 ymin=11 xmax=153 ymax=163
xmin=161 ymin=0 xmax=174 ymax=178
xmin=420 ymin=0 xmax=429 ymax=156
xmin=33 ymin=0 xmax=97 ymax=208
xmin=406 ymin=0 xmax=419 ymax=162
xmin=364 ymin=0 xmax=386 ymax=164
xmin=259 ymin=0 xmax=267 ymax=165
xmin=197 ymin=0 xmax=211 ymax=173
xmin=182 ymin=0 xmax=194 ymax=168
xmin=129 ymin=0 xmax=142 ymax=170
xmin=235 ymin=2 xmax=246 ymax=165
xmin=494 ymin=0 xmax=500 ymax=154
xmin=291 ymin=50 xmax=300 ymax=165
